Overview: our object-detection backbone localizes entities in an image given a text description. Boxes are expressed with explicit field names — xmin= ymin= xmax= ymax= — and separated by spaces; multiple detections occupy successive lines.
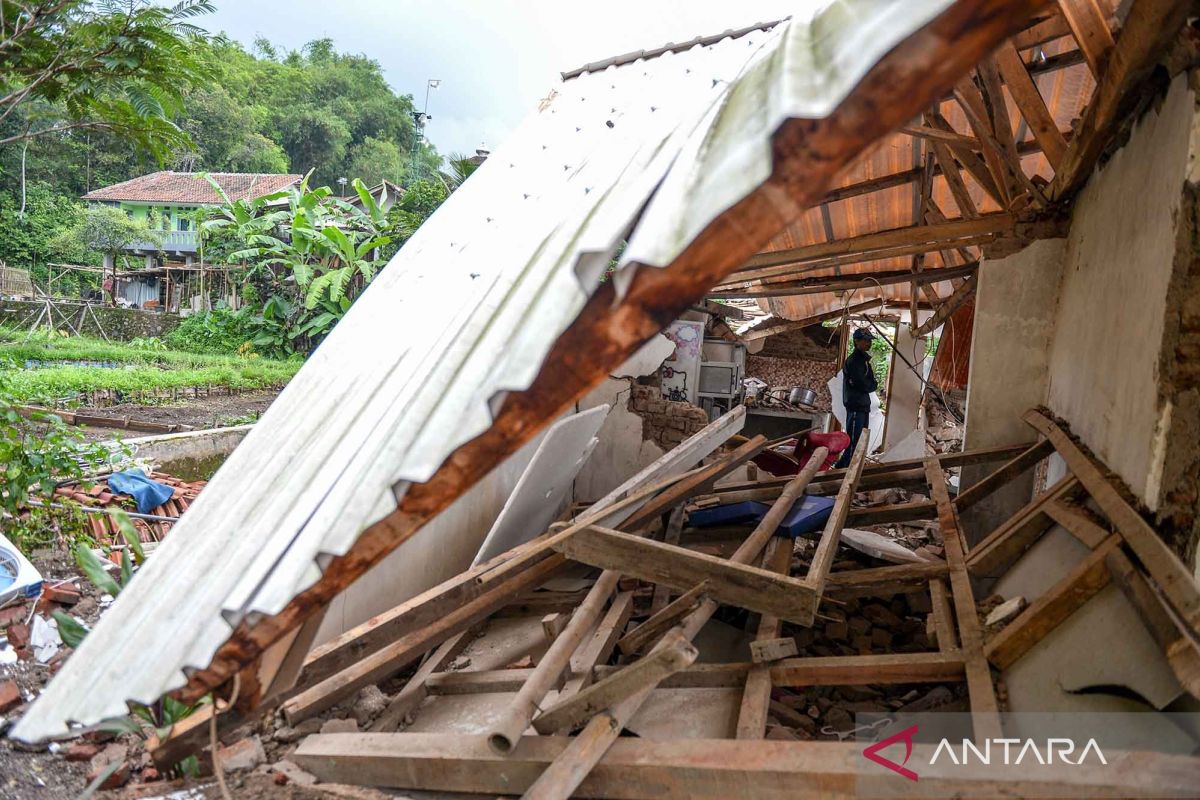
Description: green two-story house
xmin=82 ymin=171 xmax=301 ymax=312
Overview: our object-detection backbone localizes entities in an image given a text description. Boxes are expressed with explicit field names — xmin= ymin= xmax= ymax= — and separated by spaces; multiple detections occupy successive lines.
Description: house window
xmin=178 ymin=216 xmax=191 ymax=232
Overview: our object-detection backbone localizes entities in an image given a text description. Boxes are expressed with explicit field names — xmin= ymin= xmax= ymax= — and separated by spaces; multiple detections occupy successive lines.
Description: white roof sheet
xmin=15 ymin=0 xmax=952 ymax=741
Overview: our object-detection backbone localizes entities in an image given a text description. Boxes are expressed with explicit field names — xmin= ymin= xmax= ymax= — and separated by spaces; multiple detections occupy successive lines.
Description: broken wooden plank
xmin=1024 ymin=410 xmax=1200 ymax=629
xmin=616 ymin=581 xmax=709 ymax=655
xmin=954 ymin=438 xmax=1054 ymax=513
xmin=930 ymin=578 xmax=959 ymax=652
xmin=750 ymin=638 xmax=800 ymax=664
xmin=532 ymin=630 xmax=698 ymax=734
xmin=370 ymin=631 xmax=474 ymax=732
xmin=292 ymin=734 xmax=1200 ymax=799
xmin=649 ymin=505 xmax=687 ymax=615
xmin=562 ymin=591 xmax=635 ymax=698
xmin=736 ymin=538 xmax=793 ymax=739
xmin=556 ymin=526 xmax=818 ymax=624
xmin=912 ymin=274 xmax=977 ymax=338
xmin=847 ymin=500 xmax=939 ymax=526
xmin=985 ymin=535 xmax=1120 ymax=669
xmin=965 ymin=475 xmax=1081 ymax=578
xmin=924 ymin=459 xmax=1001 ymax=740
xmin=825 ymin=562 xmax=950 ymax=599
xmin=769 ymin=651 xmax=965 ymax=686
xmin=1044 ymin=500 xmax=1112 ymax=549
xmin=805 ymin=432 xmax=870 ymax=598
xmin=281 ymin=556 xmax=562 ymax=724
xmin=1106 ymin=548 xmax=1200 ymax=698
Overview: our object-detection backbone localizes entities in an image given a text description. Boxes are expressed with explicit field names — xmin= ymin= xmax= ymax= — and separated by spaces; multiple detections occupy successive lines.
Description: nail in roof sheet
xmin=14 ymin=0 xmax=954 ymax=741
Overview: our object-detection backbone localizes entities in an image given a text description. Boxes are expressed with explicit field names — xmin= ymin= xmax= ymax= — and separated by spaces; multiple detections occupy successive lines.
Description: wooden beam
xmin=1050 ymin=0 xmax=1192 ymax=200
xmin=769 ymin=651 xmax=965 ymax=686
xmin=930 ymin=578 xmax=959 ymax=651
xmin=1057 ymin=0 xmax=1116 ymax=77
xmin=620 ymin=436 xmax=768 ymax=530
xmin=930 ymin=142 xmax=979 ymax=219
xmin=736 ymin=538 xmax=793 ymax=739
xmin=739 ymin=215 xmax=1012 ymax=272
xmin=847 ymin=500 xmax=939 ymax=526
xmin=293 ymin=734 xmax=1200 ymax=799
xmin=710 ymin=262 xmax=980 ymax=300
xmin=1106 ymin=547 xmax=1200 ymax=699
xmin=913 ymin=274 xmax=977 ymax=337
xmin=532 ymin=630 xmax=698 ymax=734
xmin=281 ymin=556 xmax=562 ymax=724
xmin=825 ymin=562 xmax=950 ymax=599
xmin=925 ymin=459 xmax=1001 ymax=740
xmin=985 ymin=535 xmax=1120 ymax=669
xmin=995 ymin=40 xmax=1069 ymax=169
xmin=900 ymin=124 xmax=982 ymax=149
xmin=561 ymin=591 xmax=635 ymax=698
xmin=1024 ymin=410 xmax=1200 ymax=630
xmin=369 ymin=631 xmax=473 ymax=732
xmin=954 ymin=438 xmax=1054 ymax=513
xmin=617 ymin=582 xmax=709 ymax=655
xmin=805 ymin=432 xmax=870 ymax=599
xmin=1044 ymin=499 xmax=1112 ymax=549
xmin=965 ymin=476 xmax=1081 ymax=578
xmin=555 ymin=526 xmax=819 ymax=624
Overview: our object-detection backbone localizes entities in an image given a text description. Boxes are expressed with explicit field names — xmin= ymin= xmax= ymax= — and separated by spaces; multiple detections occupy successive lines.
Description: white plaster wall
xmin=1046 ymin=74 xmax=1195 ymax=511
xmin=963 ymin=237 xmax=1066 ymax=453
xmin=573 ymin=377 xmax=666 ymax=503
xmin=314 ymin=426 xmax=549 ymax=644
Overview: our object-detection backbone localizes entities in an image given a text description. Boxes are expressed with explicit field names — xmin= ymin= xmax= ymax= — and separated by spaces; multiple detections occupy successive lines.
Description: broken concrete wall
xmin=959 ymin=238 xmax=1066 ymax=542
xmin=573 ymin=378 xmax=667 ymax=504
xmin=1046 ymin=73 xmax=1196 ymax=523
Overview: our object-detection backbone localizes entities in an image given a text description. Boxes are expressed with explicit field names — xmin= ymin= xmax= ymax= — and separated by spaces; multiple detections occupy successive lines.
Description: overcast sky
xmin=202 ymin=1 xmax=808 ymax=158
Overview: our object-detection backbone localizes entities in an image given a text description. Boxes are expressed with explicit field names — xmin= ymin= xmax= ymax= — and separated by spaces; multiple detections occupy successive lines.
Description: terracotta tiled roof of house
xmin=82 ymin=171 xmax=302 ymax=204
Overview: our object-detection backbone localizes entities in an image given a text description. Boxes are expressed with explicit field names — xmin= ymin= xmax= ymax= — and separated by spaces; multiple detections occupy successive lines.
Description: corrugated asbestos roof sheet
xmin=15 ymin=0 xmax=958 ymax=740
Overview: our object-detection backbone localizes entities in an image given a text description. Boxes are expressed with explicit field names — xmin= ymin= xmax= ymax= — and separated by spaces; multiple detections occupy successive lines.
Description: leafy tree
xmin=203 ymin=172 xmax=392 ymax=349
xmin=0 ymin=182 xmax=95 ymax=271
xmin=52 ymin=204 xmax=160 ymax=302
xmin=174 ymin=87 xmax=288 ymax=173
xmin=345 ymin=136 xmax=405 ymax=188
xmin=0 ymin=0 xmax=217 ymax=158
xmin=443 ymin=152 xmax=481 ymax=190
xmin=273 ymin=104 xmax=351 ymax=186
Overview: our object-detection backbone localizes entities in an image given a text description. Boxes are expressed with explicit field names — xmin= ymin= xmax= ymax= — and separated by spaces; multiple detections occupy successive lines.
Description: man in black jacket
xmin=837 ymin=327 xmax=877 ymax=468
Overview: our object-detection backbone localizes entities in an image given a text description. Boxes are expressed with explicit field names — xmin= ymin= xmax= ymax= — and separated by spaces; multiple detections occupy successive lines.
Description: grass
xmin=0 ymin=328 xmax=300 ymax=404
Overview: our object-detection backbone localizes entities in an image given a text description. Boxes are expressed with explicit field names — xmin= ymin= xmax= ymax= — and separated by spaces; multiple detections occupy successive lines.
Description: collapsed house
xmin=11 ymin=0 xmax=1200 ymax=797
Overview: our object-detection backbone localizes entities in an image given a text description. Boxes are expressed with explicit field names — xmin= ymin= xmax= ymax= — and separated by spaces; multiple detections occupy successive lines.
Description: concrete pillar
xmin=959 ymin=238 xmax=1066 ymax=544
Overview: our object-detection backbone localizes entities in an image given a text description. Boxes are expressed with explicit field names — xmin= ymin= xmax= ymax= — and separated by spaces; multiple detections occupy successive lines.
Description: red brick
xmin=142 ymin=767 xmax=161 ymax=782
xmin=86 ymin=761 xmax=130 ymax=790
xmin=63 ymin=742 xmax=100 ymax=762
xmin=43 ymin=585 xmax=81 ymax=605
xmin=0 ymin=680 xmax=21 ymax=713
xmin=6 ymin=622 xmax=30 ymax=650
xmin=0 ymin=604 xmax=28 ymax=628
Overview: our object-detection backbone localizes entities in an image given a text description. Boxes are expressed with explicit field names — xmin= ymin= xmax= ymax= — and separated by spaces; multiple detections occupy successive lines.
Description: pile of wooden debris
xmin=139 ymin=406 xmax=1200 ymax=799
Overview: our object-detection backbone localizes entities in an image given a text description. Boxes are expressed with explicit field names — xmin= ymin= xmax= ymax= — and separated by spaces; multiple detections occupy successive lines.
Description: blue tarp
xmin=107 ymin=469 xmax=174 ymax=515
xmin=688 ymin=494 xmax=836 ymax=538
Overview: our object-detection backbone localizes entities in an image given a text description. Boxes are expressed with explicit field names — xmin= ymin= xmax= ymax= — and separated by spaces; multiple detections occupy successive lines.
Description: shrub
xmin=166 ymin=307 xmax=258 ymax=355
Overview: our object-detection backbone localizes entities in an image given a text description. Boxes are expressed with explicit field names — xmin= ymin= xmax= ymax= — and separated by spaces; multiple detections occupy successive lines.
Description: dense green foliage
xmin=0 ymin=394 xmax=112 ymax=550
xmin=1 ymin=7 xmax=443 ymax=278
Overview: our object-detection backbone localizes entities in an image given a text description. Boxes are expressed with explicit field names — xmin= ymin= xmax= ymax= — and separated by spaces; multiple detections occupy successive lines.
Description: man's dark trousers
xmin=837 ymin=408 xmax=869 ymax=468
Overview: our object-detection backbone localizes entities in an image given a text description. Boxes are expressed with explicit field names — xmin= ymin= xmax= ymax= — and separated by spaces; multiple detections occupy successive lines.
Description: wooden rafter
xmin=913 ymin=274 xmax=978 ymax=337
xmin=710 ymin=261 xmax=979 ymax=300
xmin=1050 ymin=0 xmax=1193 ymax=201
xmin=995 ymin=39 xmax=1069 ymax=169
xmin=1056 ymin=0 xmax=1117 ymax=77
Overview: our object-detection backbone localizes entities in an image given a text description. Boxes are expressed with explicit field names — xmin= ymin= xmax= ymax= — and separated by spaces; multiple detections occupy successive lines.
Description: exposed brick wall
xmin=745 ymin=355 xmax=837 ymax=412
xmin=629 ymin=383 xmax=711 ymax=449
xmin=756 ymin=324 xmax=839 ymax=361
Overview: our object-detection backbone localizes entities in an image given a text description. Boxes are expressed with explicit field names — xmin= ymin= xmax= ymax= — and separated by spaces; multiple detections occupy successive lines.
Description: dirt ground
xmin=71 ymin=389 xmax=280 ymax=441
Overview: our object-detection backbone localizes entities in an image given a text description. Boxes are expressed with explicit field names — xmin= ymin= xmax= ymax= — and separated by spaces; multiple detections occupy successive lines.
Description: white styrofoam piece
xmin=472 ymin=406 xmax=608 ymax=566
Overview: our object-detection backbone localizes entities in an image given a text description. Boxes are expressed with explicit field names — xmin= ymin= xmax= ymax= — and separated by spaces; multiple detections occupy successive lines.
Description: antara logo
xmin=930 ymin=737 xmax=1108 ymax=766
xmin=862 ymin=725 xmax=1109 ymax=782
xmin=863 ymin=724 xmax=920 ymax=782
